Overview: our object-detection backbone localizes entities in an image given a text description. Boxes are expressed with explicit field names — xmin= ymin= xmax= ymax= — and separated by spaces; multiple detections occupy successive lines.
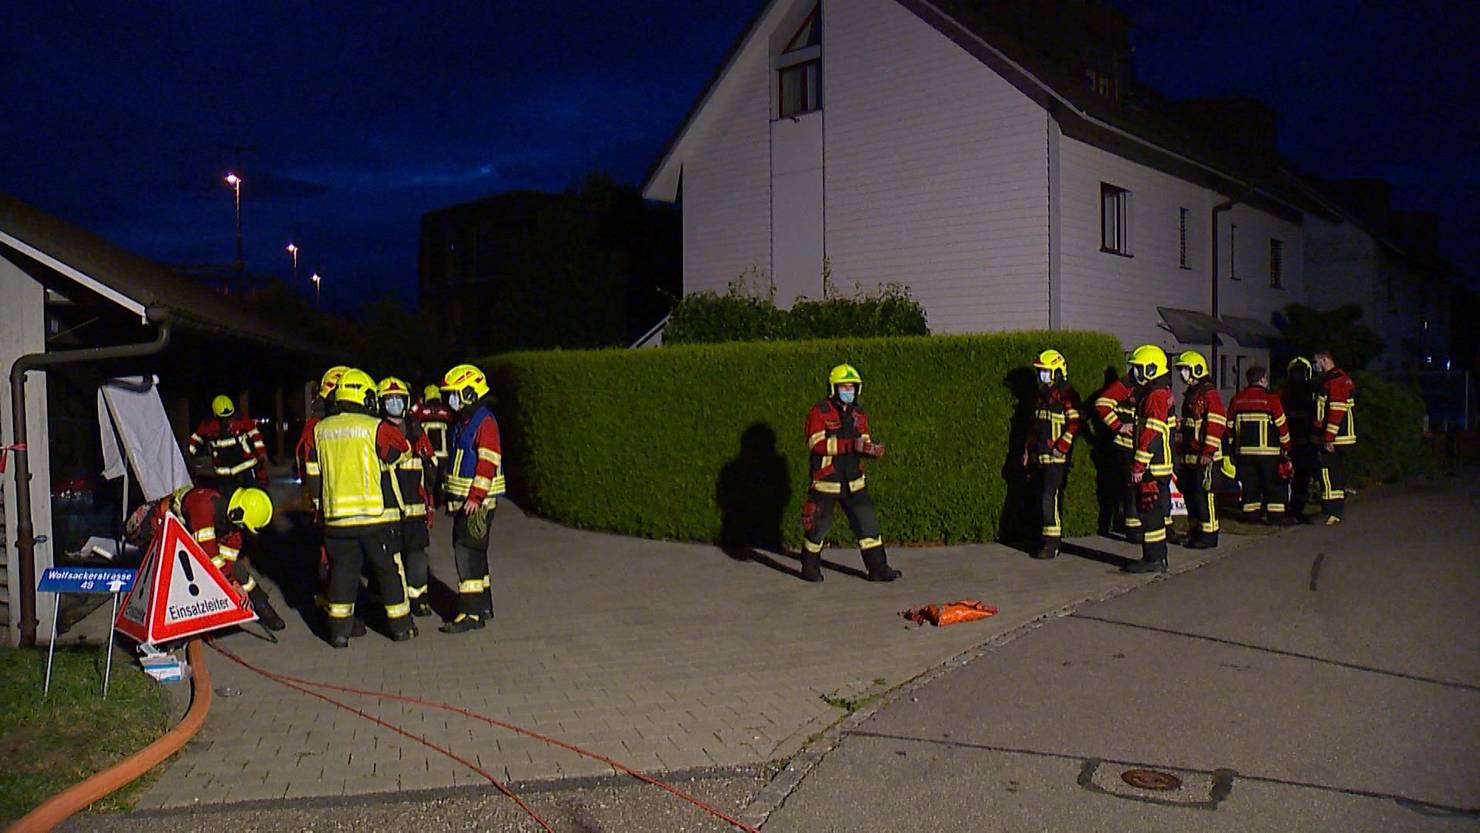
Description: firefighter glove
xmin=1138 ymin=479 xmax=1160 ymax=512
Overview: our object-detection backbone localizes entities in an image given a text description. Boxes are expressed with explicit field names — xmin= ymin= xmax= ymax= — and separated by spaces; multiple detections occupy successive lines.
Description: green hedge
xmin=664 ymin=280 xmax=928 ymax=344
xmin=485 ymin=332 xmax=1123 ymax=546
xmin=1346 ymin=371 xmax=1433 ymax=484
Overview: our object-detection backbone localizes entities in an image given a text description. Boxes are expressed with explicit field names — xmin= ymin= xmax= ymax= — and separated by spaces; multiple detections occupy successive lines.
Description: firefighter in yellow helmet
xmin=379 ymin=376 xmax=437 ymax=617
xmin=439 ymin=364 xmax=504 ymax=632
xmin=411 ymin=383 xmax=454 ymax=506
xmin=1173 ymin=351 xmax=1227 ymax=548
xmin=302 ymin=368 xmax=417 ymax=647
xmin=296 ymin=366 xmax=350 ymax=480
xmin=1023 ymin=350 xmax=1083 ymax=560
xmin=800 ymin=364 xmax=901 ymax=582
xmin=1124 ymin=345 xmax=1174 ymax=573
xmin=187 ymin=394 xmax=269 ymax=488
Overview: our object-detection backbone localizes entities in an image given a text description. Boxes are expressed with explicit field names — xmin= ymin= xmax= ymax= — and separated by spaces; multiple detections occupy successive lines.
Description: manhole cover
xmin=1121 ymin=768 xmax=1182 ymax=791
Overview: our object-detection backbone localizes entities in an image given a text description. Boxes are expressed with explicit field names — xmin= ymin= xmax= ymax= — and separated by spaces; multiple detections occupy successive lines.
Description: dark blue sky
xmin=1 ymin=1 xmax=1473 ymax=312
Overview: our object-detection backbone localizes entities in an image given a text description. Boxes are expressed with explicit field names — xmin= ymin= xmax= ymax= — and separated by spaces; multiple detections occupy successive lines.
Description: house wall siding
xmin=822 ymin=0 xmax=1049 ymax=332
xmin=1058 ymin=136 xmax=1215 ymax=350
xmin=1216 ymin=203 xmax=1304 ymax=324
xmin=680 ymin=35 xmax=775 ymax=296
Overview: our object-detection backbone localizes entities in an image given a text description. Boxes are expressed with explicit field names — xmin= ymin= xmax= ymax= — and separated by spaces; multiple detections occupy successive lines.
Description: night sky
xmin=1 ymin=1 xmax=1474 ymax=313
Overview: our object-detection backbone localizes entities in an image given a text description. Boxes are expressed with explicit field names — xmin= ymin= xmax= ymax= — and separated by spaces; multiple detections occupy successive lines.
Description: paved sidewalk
xmin=133 ymin=500 xmax=1261 ymax=810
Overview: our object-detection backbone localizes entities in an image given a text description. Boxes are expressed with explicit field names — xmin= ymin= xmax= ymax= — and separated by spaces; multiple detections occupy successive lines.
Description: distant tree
xmin=1279 ymin=303 xmax=1384 ymax=371
xmin=357 ymin=295 xmax=453 ymax=382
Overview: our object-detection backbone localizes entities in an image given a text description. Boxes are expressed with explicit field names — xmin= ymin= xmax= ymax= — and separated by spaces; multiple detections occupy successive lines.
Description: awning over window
xmin=1157 ymin=307 xmax=1223 ymax=345
xmin=1218 ymin=315 xmax=1284 ymax=348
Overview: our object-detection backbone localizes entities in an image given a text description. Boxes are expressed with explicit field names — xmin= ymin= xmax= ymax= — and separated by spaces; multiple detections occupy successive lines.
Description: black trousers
xmin=452 ymin=507 xmax=495 ymax=615
xmin=802 ymin=487 xmax=885 ymax=561
xmin=1118 ymin=447 xmax=1141 ymax=532
xmin=324 ymin=525 xmax=410 ymax=636
xmin=401 ymin=515 xmax=431 ymax=600
xmin=1177 ymin=462 xmax=1218 ymax=536
xmin=1236 ymin=456 xmax=1286 ymax=520
xmin=1034 ymin=463 xmax=1067 ymax=543
xmin=1319 ymin=447 xmax=1348 ymax=517
xmin=1137 ymin=475 xmax=1171 ymax=563
xmin=1288 ymin=443 xmax=1317 ymax=516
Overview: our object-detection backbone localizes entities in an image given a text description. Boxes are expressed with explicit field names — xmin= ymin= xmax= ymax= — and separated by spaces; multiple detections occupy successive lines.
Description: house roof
xmin=644 ymin=0 xmax=1333 ymax=223
xmin=1157 ymin=307 xmax=1223 ymax=346
xmin=0 ymin=191 xmax=323 ymax=354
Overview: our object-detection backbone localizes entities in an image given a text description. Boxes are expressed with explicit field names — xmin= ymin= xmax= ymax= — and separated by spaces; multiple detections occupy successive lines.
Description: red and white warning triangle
xmin=115 ymin=510 xmax=257 ymax=645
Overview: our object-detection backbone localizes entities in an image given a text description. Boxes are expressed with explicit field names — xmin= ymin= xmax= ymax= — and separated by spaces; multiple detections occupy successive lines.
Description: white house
xmin=643 ymin=0 xmax=1342 ymax=390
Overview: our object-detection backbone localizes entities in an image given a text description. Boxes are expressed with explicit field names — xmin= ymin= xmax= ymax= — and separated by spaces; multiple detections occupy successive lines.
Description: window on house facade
xmin=1269 ymin=238 xmax=1284 ymax=288
xmin=1101 ymin=183 xmax=1131 ymax=255
xmin=1228 ymin=223 xmax=1239 ymax=279
xmin=778 ymin=8 xmax=821 ymax=118
xmin=1179 ymin=208 xmax=1190 ymax=268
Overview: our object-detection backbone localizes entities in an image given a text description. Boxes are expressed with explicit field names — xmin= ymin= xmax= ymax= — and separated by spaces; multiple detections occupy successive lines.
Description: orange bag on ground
xmin=899 ymin=600 xmax=998 ymax=627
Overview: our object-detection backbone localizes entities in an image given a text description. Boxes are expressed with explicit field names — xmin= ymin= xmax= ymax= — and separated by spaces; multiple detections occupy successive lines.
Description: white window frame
xmin=1100 ymin=183 xmax=1132 ymax=256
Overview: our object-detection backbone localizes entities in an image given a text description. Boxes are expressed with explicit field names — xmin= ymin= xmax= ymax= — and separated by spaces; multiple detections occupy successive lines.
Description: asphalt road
xmin=764 ymin=478 xmax=1480 ymax=832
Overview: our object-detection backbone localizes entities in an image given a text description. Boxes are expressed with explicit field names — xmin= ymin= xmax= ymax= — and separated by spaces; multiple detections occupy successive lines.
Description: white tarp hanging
xmin=97 ymin=375 xmax=191 ymax=502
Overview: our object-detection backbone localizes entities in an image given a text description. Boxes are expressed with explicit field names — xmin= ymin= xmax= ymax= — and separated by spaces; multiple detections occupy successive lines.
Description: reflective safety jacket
xmin=188 ymin=415 xmax=268 ymax=482
xmin=305 ymin=411 xmax=410 ymax=528
xmin=411 ymin=400 xmax=454 ymax=462
xmin=1094 ymin=377 xmax=1139 ymax=451
xmin=806 ymin=398 xmax=872 ymax=494
xmin=1176 ymin=381 xmax=1227 ymax=464
xmin=1315 ymin=369 xmax=1358 ymax=446
xmin=1227 ymin=385 xmax=1291 ymax=457
xmin=1027 ymin=383 xmax=1083 ymax=465
xmin=387 ymin=418 xmax=435 ymax=519
xmin=445 ymin=399 xmax=504 ymax=511
xmin=1131 ymin=383 xmax=1174 ymax=478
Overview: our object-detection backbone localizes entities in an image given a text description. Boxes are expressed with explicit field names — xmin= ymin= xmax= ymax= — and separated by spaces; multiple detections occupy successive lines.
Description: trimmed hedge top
xmin=485 ymin=331 xmax=1123 ymax=546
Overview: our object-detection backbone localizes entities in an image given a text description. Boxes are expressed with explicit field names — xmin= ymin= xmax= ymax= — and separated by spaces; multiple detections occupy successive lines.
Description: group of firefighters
xmin=1024 ymin=344 xmax=1358 ymax=573
xmin=132 ymin=363 xmax=504 ymax=648
xmin=130 ymin=345 xmax=1356 ymax=647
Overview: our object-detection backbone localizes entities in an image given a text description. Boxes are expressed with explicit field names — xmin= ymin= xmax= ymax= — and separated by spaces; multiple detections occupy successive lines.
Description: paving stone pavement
xmin=134 ymin=498 xmax=1256 ymax=810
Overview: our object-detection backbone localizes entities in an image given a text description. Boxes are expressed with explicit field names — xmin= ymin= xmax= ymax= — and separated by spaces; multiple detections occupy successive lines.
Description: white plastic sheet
xmin=97 ymin=375 xmax=191 ymax=502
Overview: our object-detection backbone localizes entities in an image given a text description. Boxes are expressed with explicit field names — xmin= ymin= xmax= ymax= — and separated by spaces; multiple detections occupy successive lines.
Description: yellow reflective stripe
xmin=1063 ymin=409 xmax=1080 ymax=420
xmin=326 ymin=602 xmax=355 ymax=618
xmin=482 ymin=575 xmax=491 ymax=589
xmin=803 ymin=538 xmax=824 ymax=553
xmin=1134 ymin=450 xmax=1153 ymax=463
xmin=385 ymin=601 xmax=410 ymax=618
xmin=211 ymin=556 xmax=227 ymax=569
xmin=1145 ymin=419 xmax=1168 ymax=430
xmin=406 ymin=584 xmax=428 ymax=599
xmin=241 ymin=575 xmax=257 ymax=592
xmin=1094 ymin=397 xmax=1118 ymax=409
xmin=477 ymin=448 xmax=501 ymax=464
xmin=1273 ymin=414 xmax=1287 ymax=427
xmin=1328 ymin=402 xmax=1351 ymax=411
xmin=807 ymin=431 xmax=827 ymax=450
xmin=195 ymin=527 xmax=216 ymax=542
xmin=1266 ymin=503 xmax=1286 ymax=512
xmin=458 ymin=579 xmax=485 ymax=593
xmin=305 ymin=461 xmax=321 ymax=475
xmin=812 ymin=481 xmax=842 ymax=494
xmin=1143 ymin=528 xmax=1166 ymax=543
xmin=857 ymin=537 xmax=883 ymax=549
xmin=849 ymin=476 xmax=867 ymax=491
xmin=1205 ymin=413 xmax=1228 ymax=425
xmin=216 ymin=458 xmax=259 ymax=475
xmin=218 ymin=546 xmax=239 ymax=560
xmin=489 ymin=475 xmax=506 ymax=495
xmin=325 ymin=511 xmax=400 ymax=527
xmin=826 ymin=438 xmax=842 ymax=455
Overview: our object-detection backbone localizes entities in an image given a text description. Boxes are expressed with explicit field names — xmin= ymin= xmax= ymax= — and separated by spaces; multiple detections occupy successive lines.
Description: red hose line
xmin=210 ymin=643 xmax=762 ymax=833
xmin=209 ymin=643 xmax=554 ymax=832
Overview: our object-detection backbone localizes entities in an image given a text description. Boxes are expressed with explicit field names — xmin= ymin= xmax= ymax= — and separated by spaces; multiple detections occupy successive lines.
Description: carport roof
xmin=1157 ymin=307 xmax=1223 ymax=346
xmin=0 ymin=191 xmax=322 ymax=354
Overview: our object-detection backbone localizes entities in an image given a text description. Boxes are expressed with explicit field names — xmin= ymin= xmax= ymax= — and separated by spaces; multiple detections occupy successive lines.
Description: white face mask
xmin=384 ymin=397 xmax=406 ymax=417
xmin=447 ymin=392 xmax=462 ymax=410
xmin=1037 ymin=370 xmax=1054 ymax=386
xmin=1179 ymin=369 xmax=1192 ymax=385
xmin=838 ymin=388 xmax=857 ymax=404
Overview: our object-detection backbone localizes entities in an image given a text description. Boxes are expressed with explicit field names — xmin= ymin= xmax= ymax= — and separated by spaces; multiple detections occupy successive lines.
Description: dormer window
xmin=778 ymin=7 xmax=821 ymax=118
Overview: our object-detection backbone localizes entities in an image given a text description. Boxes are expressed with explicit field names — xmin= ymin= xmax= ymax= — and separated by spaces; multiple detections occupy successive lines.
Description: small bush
xmin=484 ymin=331 xmax=1122 ymax=546
xmin=665 ymin=271 xmax=928 ymax=345
xmin=1346 ymin=371 xmax=1433 ymax=483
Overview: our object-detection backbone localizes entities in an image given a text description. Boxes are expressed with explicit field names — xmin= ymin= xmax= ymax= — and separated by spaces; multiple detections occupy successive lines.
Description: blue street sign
xmin=38 ymin=566 xmax=135 ymax=595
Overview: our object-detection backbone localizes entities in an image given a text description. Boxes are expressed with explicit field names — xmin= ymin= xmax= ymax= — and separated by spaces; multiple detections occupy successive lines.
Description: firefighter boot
xmin=1187 ymin=531 xmax=1219 ymax=549
xmin=389 ymin=617 xmax=418 ymax=642
xmin=410 ymin=597 xmax=434 ymax=617
xmin=439 ymin=613 xmax=485 ymax=634
xmin=248 ymin=587 xmax=286 ymax=632
xmin=327 ymin=617 xmax=353 ymax=649
xmin=800 ymin=551 xmax=824 ymax=582
xmin=1031 ymin=538 xmax=1060 ymax=560
xmin=1123 ymin=556 xmax=1168 ymax=574
xmin=863 ymin=549 xmax=902 ymax=582
xmin=351 ymin=618 xmax=368 ymax=638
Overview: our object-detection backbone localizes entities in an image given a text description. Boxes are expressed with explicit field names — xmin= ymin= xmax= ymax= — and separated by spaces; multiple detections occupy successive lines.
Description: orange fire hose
xmin=7 ymin=639 xmax=212 ymax=833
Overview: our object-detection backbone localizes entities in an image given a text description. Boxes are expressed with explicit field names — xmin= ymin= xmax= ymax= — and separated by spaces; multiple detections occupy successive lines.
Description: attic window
xmin=785 ymin=8 xmax=821 ymax=52
xmin=778 ymin=7 xmax=822 ymax=118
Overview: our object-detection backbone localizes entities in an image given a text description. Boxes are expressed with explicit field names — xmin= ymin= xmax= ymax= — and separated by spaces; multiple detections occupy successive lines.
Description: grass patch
xmin=0 ymin=645 xmax=174 ymax=824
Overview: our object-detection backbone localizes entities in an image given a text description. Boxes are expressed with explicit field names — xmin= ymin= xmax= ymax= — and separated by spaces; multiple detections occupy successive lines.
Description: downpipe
xmin=8 ymin=309 xmax=171 ymax=646
xmin=1210 ymin=197 xmax=1239 ymax=379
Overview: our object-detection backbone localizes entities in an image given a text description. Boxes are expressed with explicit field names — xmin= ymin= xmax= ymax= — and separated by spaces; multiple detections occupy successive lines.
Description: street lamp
xmin=224 ymin=172 xmax=243 ymax=293
xmin=286 ymin=242 xmax=299 ymax=285
xmin=311 ymin=272 xmax=321 ymax=305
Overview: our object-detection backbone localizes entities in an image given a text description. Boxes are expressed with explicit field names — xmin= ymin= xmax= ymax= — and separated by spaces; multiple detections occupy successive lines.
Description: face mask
xmin=385 ymin=398 xmax=406 ymax=417
xmin=1037 ymin=370 xmax=1053 ymax=386
xmin=1179 ymin=369 xmax=1192 ymax=385
xmin=838 ymin=388 xmax=856 ymax=404
xmin=447 ymin=392 xmax=462 ymax=410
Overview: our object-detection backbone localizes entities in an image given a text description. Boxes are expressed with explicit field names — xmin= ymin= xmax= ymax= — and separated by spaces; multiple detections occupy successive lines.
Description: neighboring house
xmin=642 ymin=0 xmax=1361 ymax=391
xmin=1303 ymin=180 xmax=1458 ymax=374
xmin=0 ymin=191 xmax=320 ymax=646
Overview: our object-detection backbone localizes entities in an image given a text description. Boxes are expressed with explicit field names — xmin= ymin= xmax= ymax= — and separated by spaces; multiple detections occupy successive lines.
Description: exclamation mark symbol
xmin=179 ymin=551 xmax=200 ymax=596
